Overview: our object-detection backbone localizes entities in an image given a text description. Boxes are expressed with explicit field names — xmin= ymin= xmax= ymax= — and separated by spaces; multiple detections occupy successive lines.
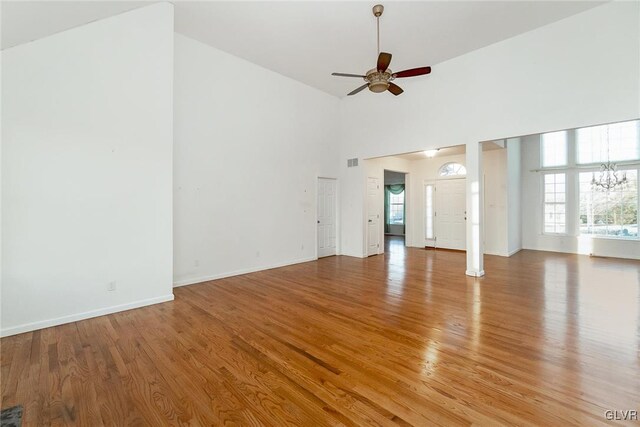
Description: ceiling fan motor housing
xmin=366 ymin=68 xmax=391 ymax=93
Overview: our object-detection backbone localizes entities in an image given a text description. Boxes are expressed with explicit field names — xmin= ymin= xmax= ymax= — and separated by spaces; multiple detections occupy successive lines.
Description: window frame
xmin=424 ymin=183 xmax=435 ymax=240
xmin=388 ymin=190 xmax=405 ymax=225
xmin=438 ymin=162 xmax=466 ymax=178
xmin=541 ymin=172 xmax=568 ymax=236
xmin=536 ymin=120 xmax=640 ymax=241
xmin=577 ymin=167 xmax=639 ymax=240
xmin=575 ymin=120 xmax=640 ymax=166
xmin=540 ymin=130 xmax=568 ymax=168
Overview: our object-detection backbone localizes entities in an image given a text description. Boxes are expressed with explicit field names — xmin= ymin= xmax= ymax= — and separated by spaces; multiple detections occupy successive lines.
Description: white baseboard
xmin=173 ymin=256 xmax=318 ymax=288
xmin=484 ymin=248 xmax=522 ymax=257
xmin=507 ymin=248 xmax=522 ymax=257
xmin=465 ymin=269 xmax=485 ymax=277
xmin=1 ymin=294 xmax=175 ymax=338
xmin=483 ymin=250 xmax=502 ymax=256
xmin=339 ymin=251 xmax=366 ymax=259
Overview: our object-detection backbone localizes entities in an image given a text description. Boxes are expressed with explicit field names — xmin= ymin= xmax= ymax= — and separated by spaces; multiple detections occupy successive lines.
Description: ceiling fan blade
xmin=332 ymin=72 xmax=366 ymax=78
xmin=347 ymin=83 xmax=369 ymax=96
xmin=388 ymin=82 xmax=403 ymax=96
xmin=377 ymin=52 xmax=392 ymax=72
xmin=393 ymin=66 xmax=432 ymax=78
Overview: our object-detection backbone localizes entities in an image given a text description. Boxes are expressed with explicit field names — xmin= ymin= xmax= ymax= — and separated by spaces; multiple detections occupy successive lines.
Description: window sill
xmin=541 ymin=232 xmax=639 ymax=242
xmin=579 ymin=234 xmax=639 ymax=242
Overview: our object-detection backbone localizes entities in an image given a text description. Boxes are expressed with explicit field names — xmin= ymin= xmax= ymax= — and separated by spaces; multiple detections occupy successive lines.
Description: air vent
xmin=347 ymin=158 xmax=359 ymax=167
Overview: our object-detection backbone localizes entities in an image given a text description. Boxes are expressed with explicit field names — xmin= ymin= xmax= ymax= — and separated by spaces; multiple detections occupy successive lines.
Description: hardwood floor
xmin=2 ymin=247 xmax=639 ymax=426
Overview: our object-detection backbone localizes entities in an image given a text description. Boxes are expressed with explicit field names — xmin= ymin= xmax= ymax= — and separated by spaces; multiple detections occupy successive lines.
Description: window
xmin=438 ymin=162 xmax=466 ymax=177
xmin=537 ymin=120 xmax=640 ymax=241
xmin=541 ymin=131 xmax=567 ymax=167
xmin=579 ymin=170 xmax=638 ymax=239
xmin=577 ymin=120 xmax=639 ymax=164
xmin=425 ymin=184 xmax=434 ymax=239
xmin=389 ymin=190 xmax=405 ymax=225
xmin=543 ymin=173 xmax=566 ymax=234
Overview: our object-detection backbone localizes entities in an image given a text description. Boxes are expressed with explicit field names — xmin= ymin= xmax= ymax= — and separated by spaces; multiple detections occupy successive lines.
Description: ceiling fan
xmin=332 ymin=4 xmax=431 ymax=96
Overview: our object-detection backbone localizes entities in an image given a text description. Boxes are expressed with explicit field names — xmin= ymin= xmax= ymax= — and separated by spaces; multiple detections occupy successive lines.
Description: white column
xmin=466 ymin=141 xmax=485 ymax=277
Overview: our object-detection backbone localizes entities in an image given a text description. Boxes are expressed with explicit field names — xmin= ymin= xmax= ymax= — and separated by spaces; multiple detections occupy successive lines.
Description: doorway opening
xmin=364 ymin=142 xmax=507 ymax=256
xmin=384 ymin=170 xmax=407 ymax=250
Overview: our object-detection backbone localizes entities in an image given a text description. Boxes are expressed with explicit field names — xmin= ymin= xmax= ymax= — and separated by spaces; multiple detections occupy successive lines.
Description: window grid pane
xmin=541 ymin=131 xmax=568 ymax=167
xmin=389 ymin=190 xmax=405 ymax=225
xmin=425 ymin=185 xmax=434 ymax=239
xmin=438 ymin=163 xmax=466 ymax=177
xmin=576 ymin=120 xmax=640 ymax=164
xmin=543 ymin=173 xmax=566 ymax=234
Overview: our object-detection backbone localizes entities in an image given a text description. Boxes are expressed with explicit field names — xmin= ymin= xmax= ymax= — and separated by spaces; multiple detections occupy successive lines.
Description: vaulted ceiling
xmin=2 ymin=1 xmax=605 ymax=97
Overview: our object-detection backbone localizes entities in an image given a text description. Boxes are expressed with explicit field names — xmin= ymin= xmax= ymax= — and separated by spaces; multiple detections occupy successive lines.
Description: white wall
xmin=507 ymin=138 xmax=523 ymax=255
xmin=483 ymin=149 xmax=509 ymax=256
xmin=339 ymin=1 xmax=640 ymax=259
xmin=173 ymin=34 xmax=340 ymax=286
xmin=339 ymin=160 xmax=366 ymax=257
xmin=1 ymin=3 xmax=175 ymax=337
xmin=521 ymin=135 xmax=640 ymax=260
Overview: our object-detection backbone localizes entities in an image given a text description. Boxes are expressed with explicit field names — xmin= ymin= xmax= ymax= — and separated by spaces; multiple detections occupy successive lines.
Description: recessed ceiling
xmin=388 ymin=141 xmax=505 ymax=161
xmin=393 ymin=146 xmax=466 ymax=161
xmin=2 ymin=1 xmax=605 ymax=97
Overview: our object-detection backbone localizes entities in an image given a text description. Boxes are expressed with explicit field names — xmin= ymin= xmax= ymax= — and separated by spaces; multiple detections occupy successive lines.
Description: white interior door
xmin=367 ymin=177 xmax=380 ymax=256
xmin=435 ymin=179 xmax=466 ymax=250
xmin=317 ymin=178 xmax=337 ymax=258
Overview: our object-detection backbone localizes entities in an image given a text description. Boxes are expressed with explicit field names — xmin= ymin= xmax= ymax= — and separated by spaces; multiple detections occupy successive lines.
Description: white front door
xmin=435 ymin=179 xmax=466 ymax=250
xmin=317 ymin=178 xmax=337 ymax=258
xmin=367 ymin=177 xmax=380 ymax=256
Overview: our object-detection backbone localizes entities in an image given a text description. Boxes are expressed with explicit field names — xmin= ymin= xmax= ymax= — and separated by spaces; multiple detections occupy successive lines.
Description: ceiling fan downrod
xmin=373 ymin=4 xmax=384 ymax=56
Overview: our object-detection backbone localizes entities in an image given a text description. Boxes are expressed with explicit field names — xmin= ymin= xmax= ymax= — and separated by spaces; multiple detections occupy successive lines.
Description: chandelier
xmin=591 ymin=126 xmax=627 ymax=191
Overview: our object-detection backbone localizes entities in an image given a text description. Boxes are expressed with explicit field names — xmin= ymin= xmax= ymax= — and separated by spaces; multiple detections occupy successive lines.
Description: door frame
xmin=366 ymin=171 xmax=411 ymax=256
xmin=380 ymin=169 xmax=410 ymax=251
xmin=316 ymin=176 xmax=339 ymax=260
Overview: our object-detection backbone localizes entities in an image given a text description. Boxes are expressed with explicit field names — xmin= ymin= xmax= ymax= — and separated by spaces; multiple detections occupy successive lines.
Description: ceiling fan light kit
xmin=366 ymin=69 xmax=391 ymax=93
xmin=331 ymin=4 xmax=432 ymax=97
